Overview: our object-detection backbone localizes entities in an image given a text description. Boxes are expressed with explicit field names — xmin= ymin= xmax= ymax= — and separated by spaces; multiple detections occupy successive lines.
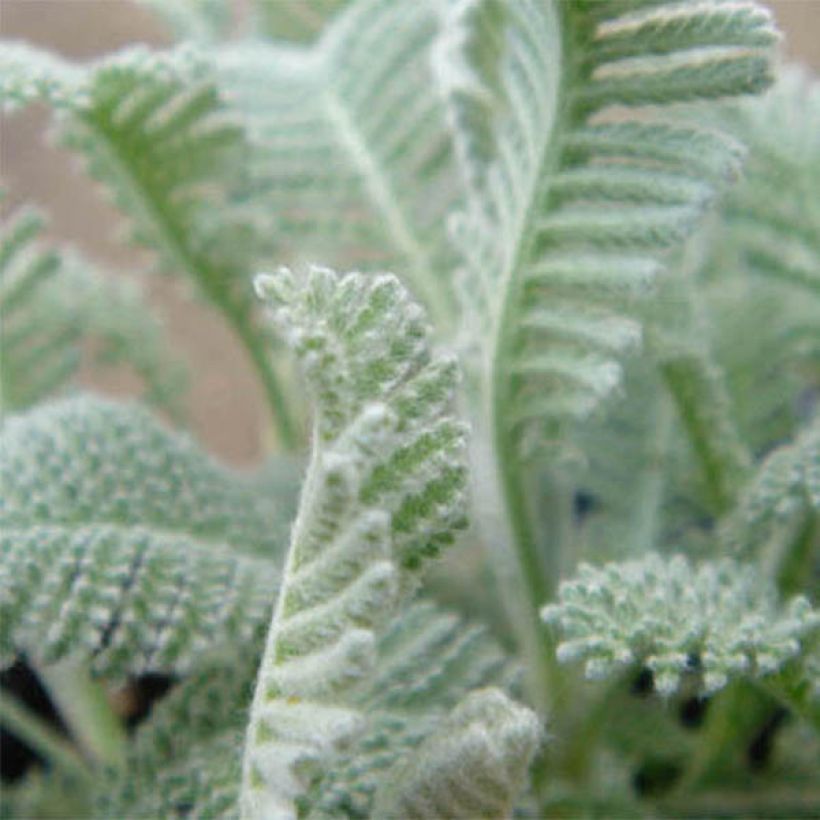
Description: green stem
xmin=660 ymin=353 xmax=750 ymax=514
xmin=672 ymin=687 xmax=738 ymax=794
xmin=654 ymin=253 xmax=751 ymax=515
xmin=557 ymin=675 xmax=627 ymax=784
xmin=74 ymin=112 xmax=300 ymax=450
xmin=758 ymin=664 xmax=820 ymax=736
xmin=480 ymin=0 xmax=586 ymax=716
xmin=776 ymin=511 xmax=817 ymax=597
xmin=224 ymin=302 xmax=301 ymax=449
xmin=0 ymin=692 xmax=93 ymax=783
xmin=38 ymin=660 xmax=126 ymax=768
xmin=470 ymin=425 xmax=559 ymax=717
xmin=631 ymin=393 xmax=676 ymax=555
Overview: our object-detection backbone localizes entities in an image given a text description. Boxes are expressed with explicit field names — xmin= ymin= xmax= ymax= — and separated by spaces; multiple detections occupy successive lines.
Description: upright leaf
xmin=241 ymin=266 xmax=470 ymax=818
xmin=95 ymin=601 xmax=522 ymax=818
xmin=433 ymin=0 xmax=777 ymax=701
xmin=440 ymin=0 xmax=777 ymax=446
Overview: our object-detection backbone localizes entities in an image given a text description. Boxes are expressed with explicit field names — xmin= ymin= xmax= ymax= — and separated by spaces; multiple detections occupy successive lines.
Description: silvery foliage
xmin=1 ymin=0 xmax=819 ymax=817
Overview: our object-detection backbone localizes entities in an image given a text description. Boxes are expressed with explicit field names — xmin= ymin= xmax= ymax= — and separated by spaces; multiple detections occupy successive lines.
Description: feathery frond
xmin=216 ymin=0 xmax=459 ymax=323
xmin=440 ymin=0 xmax=777 ymax=448
xmin=0 ymin=396 xmax=283 ymax=677
xmin=720 ymin=418 xmax=819 ymax=596
xmin=308 ymin=600 xmax=519 ymax=817
xmin=241 ymin=265 xmax=470 ymax=818
xmin=251 ymin=0 xmax=351 ymax=42
xmin=542 ymin=554 xmax=819 ymax=695
xmin=95 ymin=600 xmax=522 ymax=819
xmin=372 ymin=687 xmax=540 ymax=819
xmin=0 ymin=42 xmax=298 ymax=444
xmin=0 ymin=204 xmax=184 ymax=414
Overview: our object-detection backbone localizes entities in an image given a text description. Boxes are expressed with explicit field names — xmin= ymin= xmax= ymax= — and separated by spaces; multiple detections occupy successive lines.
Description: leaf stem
xmin=37 ymin=659 xmax=126 ymax=769
xmin=223 ymin=301 xmax=302 ymax=450
xmin=0 ymin=692 xmax=93 ymax=783
xmin=73 ymin=112 xmax=301 ymax=450
xmin=654 ymin=257 xmax=751 ymax=514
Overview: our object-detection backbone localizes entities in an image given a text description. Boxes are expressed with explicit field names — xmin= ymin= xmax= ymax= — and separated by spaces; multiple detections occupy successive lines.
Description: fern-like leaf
xmin=440 ymin=0 xmax=777 ymax=448
xmin=371 ymin=687 xmax=540 ymax=820
xmin=0 ymin=396 xmax=283 ymax=677
xmin=542 ymin=553 xmax=819 ymax=696
xmin=0 ymin=204 xmax=184 ymax=414
xmin=95 ymin=600 xmax=522 ymax=819
xmin=215 ymin=0 xmax=459 ymax=324
xmin=720 ymin=418 xmax=819 ymax=596
xmin=308 ymin=600 xmax=519 ymax=817
xmin=432 ymin=0 xmax=776 ymax=705
xmin=0 ymin=42 xmax=298 ymax=444
xmin=241 ymin=266 xmax=470 ymax=818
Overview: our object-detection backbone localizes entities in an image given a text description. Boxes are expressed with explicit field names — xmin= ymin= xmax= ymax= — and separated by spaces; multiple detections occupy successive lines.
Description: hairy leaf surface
xmin=96 ymin=602 xmax=523 ymax=819
xmin=0 ymin=42 xmax=298 ymax=444
xmin=0 ymin=204 xmax=184 ymax=414
xmin=439 ymin=0 xmax=777 ymax=448
xmin=240 ymin=265 xmax=472 ymax=817
xmin=372 ymin=687 xmax=540 ymax=820
xmin=0 ymin=397 xmax=283 ymax=677
xmin=216 ymin=0 xmax=459 ymax=324
xmin=542 ymin=554 xmax=819 ymax=695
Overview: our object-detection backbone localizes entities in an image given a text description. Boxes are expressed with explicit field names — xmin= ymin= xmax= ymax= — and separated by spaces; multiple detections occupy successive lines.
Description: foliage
xmin=0 ymin=396 xmax=283 ymax=677
xmin=0 ymin=203 xmax=184 ymax=415
xmin=542 ymin=554 xmax=818 ymax=695
xmin=1 ymin=1 xmax=819 ymax=818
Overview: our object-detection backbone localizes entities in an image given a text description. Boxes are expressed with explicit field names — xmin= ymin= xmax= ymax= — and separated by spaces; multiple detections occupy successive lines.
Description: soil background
xmin=2 ymin=0 xmax=819 ymax=465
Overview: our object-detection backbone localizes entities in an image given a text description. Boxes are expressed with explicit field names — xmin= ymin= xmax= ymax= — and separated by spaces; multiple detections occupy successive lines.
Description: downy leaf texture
xmin=542 ymin=553 xmax=819 ymax=696
xmin=307 ymin=601 xmax=524 ymax=818
xmin=241 ymin=266 xmax=475 ymax=818
xmin=0 ymin=44 xmax=250 ymax=294
xmin=215 ymin=0 xmax=460 ymax=325
xmin=720 ymin=417 xmax=819 ymax=595
xmin=438 ymin=0 xmax=777 ymax=452
xmin=0 ymin=41 xmax=302 ymax=441
xmin=4 ymin=0 xmax=820 ymax=816
xmin=0 ymin=397 xmax=283 ymax=678
xmin=94 ymin=652 xmax=256 ymax=818
xmin=96 ymin=601 xmax=526 ymax=819
xmin=560 ymin=70 xmax=820 ymax=570
xmin=371 ymin=687 xmax=540 ymax=820
xmin=0 ymin=203 xmax=185 ymax=415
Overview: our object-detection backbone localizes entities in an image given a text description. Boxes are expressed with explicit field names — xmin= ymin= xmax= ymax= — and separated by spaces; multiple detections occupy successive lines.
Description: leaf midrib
xmin=69 ymin=107 xmax=299 ymax=448
xmin=321 ymin=83 xmax=448 ymax=328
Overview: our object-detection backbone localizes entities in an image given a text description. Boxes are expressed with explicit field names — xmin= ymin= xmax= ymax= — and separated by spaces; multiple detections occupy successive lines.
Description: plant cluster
xmin=0 ymin=0 xmax=818 ymax=817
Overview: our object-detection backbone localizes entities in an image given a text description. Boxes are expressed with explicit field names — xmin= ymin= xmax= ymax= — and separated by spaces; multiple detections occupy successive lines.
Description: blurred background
xmin=2 ymin=0 xmax=819 ymax=465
